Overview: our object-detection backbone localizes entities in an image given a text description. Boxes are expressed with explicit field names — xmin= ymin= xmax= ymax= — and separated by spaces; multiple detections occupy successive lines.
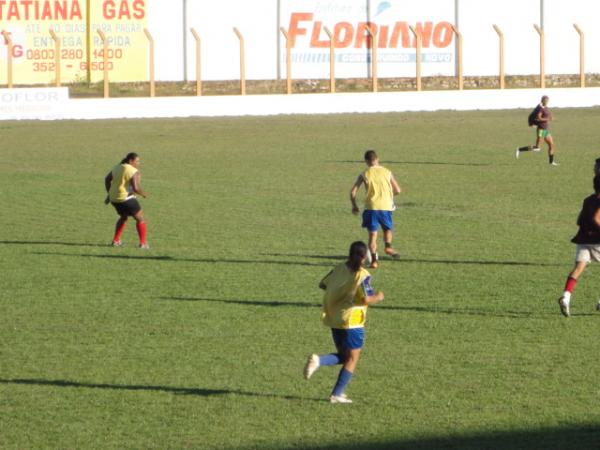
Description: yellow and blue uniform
xmin=109 ymin=163 xmax=138 ymax=203
xmin=361 ymin=165 xmax=395 ymax=231
xmin=363 ymin=166 xmax=394 ymax=211
xmin=321 ymin=264 xmax=374 ymax=350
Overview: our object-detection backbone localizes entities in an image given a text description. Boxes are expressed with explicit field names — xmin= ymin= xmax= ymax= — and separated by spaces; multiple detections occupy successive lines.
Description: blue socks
xmin=332 ymin=368 xmax=353 ymax=397
xmin=319 ymin=353 xmax=341 ymax=366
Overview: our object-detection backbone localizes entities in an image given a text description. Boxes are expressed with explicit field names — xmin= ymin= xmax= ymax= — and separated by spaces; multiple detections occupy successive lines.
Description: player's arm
xmin=359 ymin=277 xmax=384 ymax=305
xmin=319 ymin=270 xmax=333 ymax=290
xmin=390 ymin=174 xmax=401 ymax=196
xmin=131 ymin=172 xmax=148 ymax=198
xmin=593 ymin=208 xmax=600 ymax=229
xmin=350 ymin=174 xmax=365 ymax=215
xmin=536 ymin=110 xmax=548 ymax=124
xmin=104 ymin=172 xmax=113 ymax=204
xmin=363 ymin=291 xmax=384 ymax=305
xmin=104 ymin=172 xmax=113 ymax=193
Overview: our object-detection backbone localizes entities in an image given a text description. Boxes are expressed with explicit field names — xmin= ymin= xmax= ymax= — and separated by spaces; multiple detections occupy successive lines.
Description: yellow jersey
xmin=109 ymin=163 xmax=138 ymax=203
xmin=320 ymin=264 xmax=373 ymax=329
xmin=362 ymin=165 xmax=394 ymax=211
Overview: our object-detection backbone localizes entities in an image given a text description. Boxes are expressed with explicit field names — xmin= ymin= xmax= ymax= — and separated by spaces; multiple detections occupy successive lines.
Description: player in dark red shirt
xmin=557 ymin=175 xmax=600 ymax=316
xmin=516 ymin=96 xmax=558 ymax=165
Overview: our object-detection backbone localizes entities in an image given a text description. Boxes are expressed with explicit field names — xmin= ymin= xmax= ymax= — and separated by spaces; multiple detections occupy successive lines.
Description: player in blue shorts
xmin=303 ymin=241 xmax=384 ymax=404
xmin=350 ymin=150 xmax=401 ymax=268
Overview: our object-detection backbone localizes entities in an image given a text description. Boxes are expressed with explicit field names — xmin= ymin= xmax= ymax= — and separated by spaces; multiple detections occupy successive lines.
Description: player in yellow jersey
xmin=303 ymin=241 xmax=384 ymax=404
xmin=104 ymin=152 xmax=149 ymax=248
xmin=350 ymin=150 xmax=401 ymax=268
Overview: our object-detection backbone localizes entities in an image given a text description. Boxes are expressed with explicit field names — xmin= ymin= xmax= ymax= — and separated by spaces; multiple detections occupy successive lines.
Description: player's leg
xmin=112 ymin=215 xmax=128 ymax=246
xmin=362 ymin=210 xmax=379 ymax=267
xmin=367 ymin=231 xmax=378 ymax=268
xmin=381 ymin=212 xmax=400 ymax=258
xmin=133 ymin=209 xmax=148 ymax=248
xmin=545 ymin=134 xmax=557 ymax=165
xmin=516 ymin=130 xmax=542 ymax=158
xmin=558 ymin=246 xmax=589 ymax=317
xmin=330 ymin=329 xmax=363 ymax=403
xmin=304 ymin=329 xmax=344 ymax=379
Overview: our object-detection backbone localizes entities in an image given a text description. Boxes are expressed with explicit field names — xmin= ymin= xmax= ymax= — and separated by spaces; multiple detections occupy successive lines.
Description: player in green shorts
xmin=516 ymin=95 xmax=558 ymax=165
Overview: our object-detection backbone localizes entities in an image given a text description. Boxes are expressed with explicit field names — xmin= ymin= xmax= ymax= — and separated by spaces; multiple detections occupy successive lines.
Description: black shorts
xmin=112 ymin=198 xmax=141 ymax=216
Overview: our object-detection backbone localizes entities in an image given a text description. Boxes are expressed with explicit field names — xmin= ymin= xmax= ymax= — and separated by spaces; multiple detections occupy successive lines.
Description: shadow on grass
xmin=330 ymin=160 xmax=492 ymax=167
xmin=0 ymin=239 xmax=107 ymax=248
xmin=159 ymin=296 xmax=534 ymax=318
xmin=28 ymin=249 xmax=556 ymax=269
xmin=262 ymin=253 xmax=560 ymax=267
xmin=0 ymin=378 xmax=323 ymax=402
xmin=32 ymin=251 xmax=332 ymax=267
xmin=279 ymin=425 xmax=600 ymax=450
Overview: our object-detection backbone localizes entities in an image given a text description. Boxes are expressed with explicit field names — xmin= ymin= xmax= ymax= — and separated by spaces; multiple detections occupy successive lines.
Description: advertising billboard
xmin=280 ymin=0 xmax=456 ymax=79
xmin=0 ymin=0 xmax=148 ymax=84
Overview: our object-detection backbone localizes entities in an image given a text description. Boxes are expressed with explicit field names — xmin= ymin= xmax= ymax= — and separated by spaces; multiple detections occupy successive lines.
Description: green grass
xmin=2 ymin=109 xmax=600 ymax=449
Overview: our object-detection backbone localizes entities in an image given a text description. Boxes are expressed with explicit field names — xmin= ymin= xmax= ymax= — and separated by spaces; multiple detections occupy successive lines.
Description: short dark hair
xmin=121 ymin=152 xmax=139 ymax=164
xmin=364 ymin=150 xmax=378 ymax=162
xmin=541 ymin=95 xmax=549 ymax=102
xmin=595 ymin=157 xmax=600 ymax=167
xmin=594 ymin=175 xmax=600 ymax=194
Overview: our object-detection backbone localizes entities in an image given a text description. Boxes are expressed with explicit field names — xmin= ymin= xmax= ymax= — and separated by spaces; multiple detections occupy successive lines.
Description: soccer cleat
xmin=558 ymin=296 xmax=570 ymax=317
xmin=330 ymin=394 xmax=353 ymax=404
xmin=515 ymin=148 xmax=520 ymax=159
xmin=139 ymin=243 xmax=150 ymax=249
xmin=369 ymin=260 xmax=379 ymax=269
xmin=304 ymin=354 xmax=319 ymax=379
xmin=111 ymin=240 xmax=122 ymax=247
xmin=303 ymin=354 xmax=320 ymax=380
xmin=532 ymin=147 xmax=541 ymax=152
xmin=550 ymin=162 xmax=559 ymax=166
xmin=384 ymin=247 xmax=400 ymax=259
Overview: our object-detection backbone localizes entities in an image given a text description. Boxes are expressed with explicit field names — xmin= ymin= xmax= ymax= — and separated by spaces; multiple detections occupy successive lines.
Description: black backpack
xmin=528 ymin=105 xmax=541 ymax=126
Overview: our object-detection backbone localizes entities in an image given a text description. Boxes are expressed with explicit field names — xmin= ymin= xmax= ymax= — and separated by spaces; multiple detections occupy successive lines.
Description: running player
xmin=104 ymin=152 xmax=149 ymax=248
xmin=303 ymin=241 xmax=384 ymax=403
xmin=515 ymin=95 xmax=558 ymax=165
xmin=557 ymin=175 xmax=600 ymax=317
xmin=350 ymin=150 xmax=401 ymax=269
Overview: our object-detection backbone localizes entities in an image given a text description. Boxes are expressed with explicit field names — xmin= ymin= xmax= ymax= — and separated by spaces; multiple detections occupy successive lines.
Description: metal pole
xmin=455 ymin=0 xmax=459 ymax=78
xmin=366 ymin=0 xmax=371 ymax=78
xmin=86 ymin=0 xmax=91 ymax=83
xmin=183 ymin=0 xmax=188 ymax=82
xmin=277 ymin=0 xmax=281 ymax=80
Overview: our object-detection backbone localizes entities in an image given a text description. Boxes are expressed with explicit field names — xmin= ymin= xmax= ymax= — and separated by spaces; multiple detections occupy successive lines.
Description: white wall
xmin=26 ymin=0 xmax=599 ymax=82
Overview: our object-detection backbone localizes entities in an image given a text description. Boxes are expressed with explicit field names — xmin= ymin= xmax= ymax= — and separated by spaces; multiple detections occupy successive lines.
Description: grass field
xmin=2 ymin=108 xmax=600 ymax=449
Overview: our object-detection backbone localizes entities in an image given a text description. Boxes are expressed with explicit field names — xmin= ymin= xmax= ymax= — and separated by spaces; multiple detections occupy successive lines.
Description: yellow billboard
xmin=0 ymin=0 xmax=148 ymax=84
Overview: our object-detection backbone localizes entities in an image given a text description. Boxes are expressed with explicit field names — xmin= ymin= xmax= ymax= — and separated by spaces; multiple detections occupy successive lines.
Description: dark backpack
xmin=528 ymin=105 xmax=541 ymax=126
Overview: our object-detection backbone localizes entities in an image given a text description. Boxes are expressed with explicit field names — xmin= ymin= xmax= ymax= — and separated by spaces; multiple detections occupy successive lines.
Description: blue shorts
xmin=362 ymin=210 xmax=393 ymax=232
xmin=331 ymin=328 xmax=365 ymax=350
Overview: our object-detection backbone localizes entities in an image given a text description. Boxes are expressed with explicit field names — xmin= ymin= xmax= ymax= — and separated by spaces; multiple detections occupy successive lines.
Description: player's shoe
xmin=330 ymin=394 xmax=353 ymax=404
xmin=550 ymin=162 xmax=559 ymax=166
xmin=558 ymin=296 xmax=570 ymax=317
xmin=111 ymin=240 xmax=122 ymax=247
xmin=532 ymin=147 xmax=541 ymax=152
xmin=384 ymin=248 xmax=400 ymax=259
xmin=139 ymin=243 xmax=150 ymax=249
xmin=515 ymin=148 xmax=520 ymax=159
xmin=596 ymin=299 xmax=600 ymax=312
xmin=303 ymin=353 xmax=320 ymax=380
xmin=369 ymin=260 xmax=379 ymax=269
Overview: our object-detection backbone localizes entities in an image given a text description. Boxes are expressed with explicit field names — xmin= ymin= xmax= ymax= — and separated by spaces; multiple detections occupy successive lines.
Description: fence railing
xmin=0 ymin=24 xmax=593 ymax=95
